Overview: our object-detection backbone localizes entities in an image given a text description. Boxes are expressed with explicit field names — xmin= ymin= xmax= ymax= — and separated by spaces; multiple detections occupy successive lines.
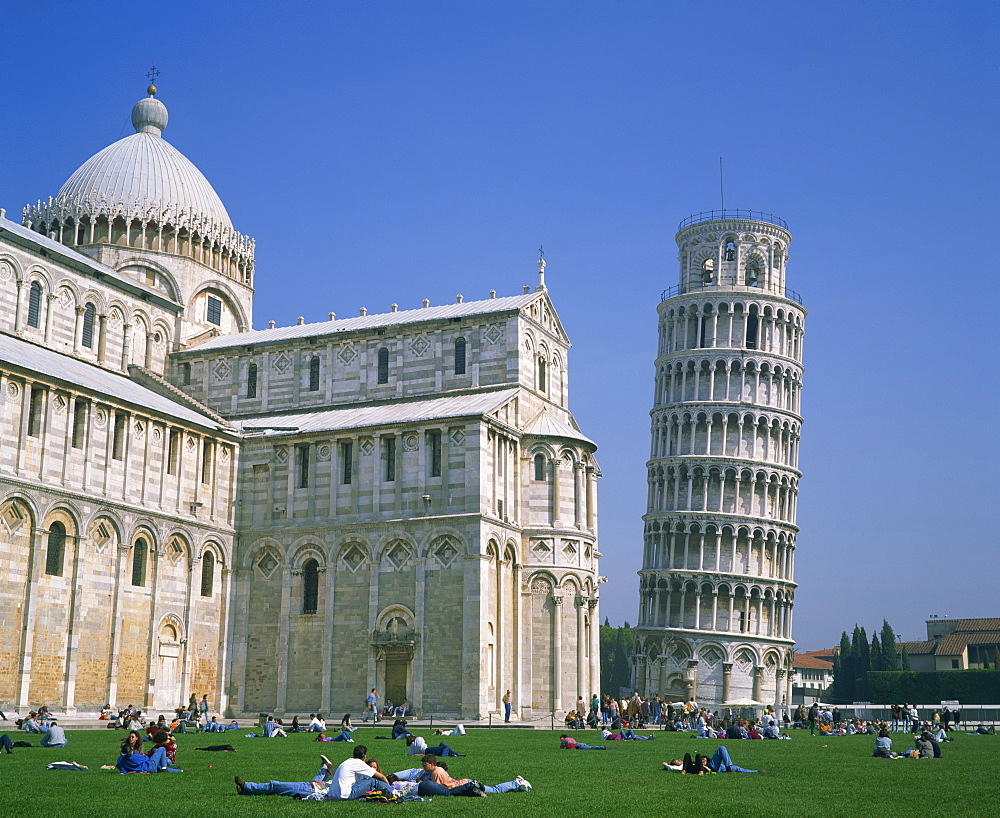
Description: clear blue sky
xmin=3 ymin=1 xmax=997 ymax=650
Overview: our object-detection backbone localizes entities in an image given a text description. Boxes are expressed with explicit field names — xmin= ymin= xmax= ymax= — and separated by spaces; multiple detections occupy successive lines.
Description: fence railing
xmin=661 ymin=280 xmax=804 ymax=305
xmin=678 ymin=210 xmax=789 ymax=231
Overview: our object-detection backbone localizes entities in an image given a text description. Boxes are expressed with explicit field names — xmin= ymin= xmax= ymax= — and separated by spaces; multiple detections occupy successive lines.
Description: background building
xmin=899 ymin=618 xmax=1000 ymax=672
xmin=0 ymin=87 xmax=600 ymax=719
xmin=632 ymin=211 xmax=805 ymax=708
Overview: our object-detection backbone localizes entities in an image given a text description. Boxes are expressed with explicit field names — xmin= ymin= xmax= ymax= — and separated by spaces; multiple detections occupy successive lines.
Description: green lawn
xmin=3 ymin=726 xmax=997 ymax=816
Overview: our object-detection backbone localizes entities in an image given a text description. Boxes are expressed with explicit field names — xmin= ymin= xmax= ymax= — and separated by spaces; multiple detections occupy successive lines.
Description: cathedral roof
xmin=234 ymin=388 xmax=519 ymax=436
xmin=54 ymin=92 xmax=232 ymax=229
xmin=0 ymin=331 xmax=229 ymax=433
xmin=191 ymin=292 xmax=545 ymax=350
xmin=23 ymin=89 xmax=254 ymax=269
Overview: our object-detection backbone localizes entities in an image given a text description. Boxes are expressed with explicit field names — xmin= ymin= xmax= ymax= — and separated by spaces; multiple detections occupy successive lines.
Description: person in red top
xmin=559 ymin=734 xmax=605 ymax=750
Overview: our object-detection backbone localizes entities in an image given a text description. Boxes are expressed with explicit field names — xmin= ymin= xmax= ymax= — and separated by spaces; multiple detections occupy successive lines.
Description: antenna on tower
xmin=719 ymin=157 xmax=725 ymax=212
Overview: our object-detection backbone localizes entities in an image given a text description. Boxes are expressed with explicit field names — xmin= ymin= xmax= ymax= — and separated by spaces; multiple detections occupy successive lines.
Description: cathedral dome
xmin=52 ymin=93 xmax=233 ymax=231
xmin=23 ymin=88 xmax=254 ymax=282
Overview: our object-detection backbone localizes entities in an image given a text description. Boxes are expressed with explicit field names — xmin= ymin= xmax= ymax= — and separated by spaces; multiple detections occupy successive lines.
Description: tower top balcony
xmin=677 ymin=210 xmax=788 ymax=231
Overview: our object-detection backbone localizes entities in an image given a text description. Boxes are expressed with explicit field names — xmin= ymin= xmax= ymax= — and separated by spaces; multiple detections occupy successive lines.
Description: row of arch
xmin=654 ymin=358 xmax=802 ymax=413
xmin=641 ymin=520 xmax=796 ymax=579
xmin=1 ymin=494 xmax=228 ymax=596
xmin=646 ymin=464 xmax=799 ymax=521
xmin=650 ymin=410 xmax=800 ymax=467
xmin=25 ymin=211 xmax=254 ymax=284
xmin=659 ymin=300 xmax=803 ymax=358
xmin=633 ymin=635 xmax=792 ymax=672
xmin=637 ymin=580 xmax=794 ymax=639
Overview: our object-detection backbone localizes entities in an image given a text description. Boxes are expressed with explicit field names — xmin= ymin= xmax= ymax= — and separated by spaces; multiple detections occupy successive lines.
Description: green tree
xmin=834 ymin=631 xmax=854 ymax=701
xmin=879 ymin=620 xmax=898 ymax=671
xmin=901 ymin=644 xmax=911 ymax=671
xmin=852 ymin=626 xmax=870 ymax=699
xmin=870 ymin=633 xmax=882 ymax=678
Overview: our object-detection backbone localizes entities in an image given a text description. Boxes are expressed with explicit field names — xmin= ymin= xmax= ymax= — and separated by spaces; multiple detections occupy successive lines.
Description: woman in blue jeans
xmin=663 ymin=745 xmax=761 ymax=773
xmin=329 ymin=714 xmax=357 ymax=742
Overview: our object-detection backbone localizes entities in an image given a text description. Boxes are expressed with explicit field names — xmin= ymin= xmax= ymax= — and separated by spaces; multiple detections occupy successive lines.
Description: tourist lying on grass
xmin=406 ymin=734 xmax=464 ymax=756
xmin=601 ymin=727 xmax=654 ymax=741
xmin=662 ymin=746 xmax=763 ymax=773
xmin=234 ymin=745 xmax=391 ymax=800
xmin=433 ymin=724 xmax=466 ymax=736
xmin=414 ymin=754 xmax=531 ymax=796
xmin=560 ymin=734 xmax=605 ymax=749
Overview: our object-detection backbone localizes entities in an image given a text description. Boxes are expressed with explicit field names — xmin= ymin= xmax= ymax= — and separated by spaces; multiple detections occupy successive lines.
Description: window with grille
xmin=72 ymin=399 xmax=88 ymax=448
xmin=341 ymin=442 xmax=353 ymax=485
xmin=82 ymin=303 xmax=96 ymax=348
xmin=384 ymin=436 xmax=396 ymax=481
xmin=298 ymin=444 xmax=310 ymax=488
xmin=247 ymin=363 xmax=258 ymax=398
xmin=309 ymin=356 xmax=320 ymax=391
xmin=427 ymin=430 xmax=442 ymax=477
xmin=200 ymin=551 xmax=215 ymax=597
xmin=303 ymin=558 xmax=319 ymax=614
xmin=27 ymin=282 xmax=42 ymax=328
xmin=45 ymin=521 xmax=66 ymax=576
xmin=131 ymin=538 xmax=147 ymax=586
xmin=455 ymin=337 xmax=467 ymax=375
xmin=534 ymin=453 xmax=546 ymax=481
xmin=206 ymin=295 xmax=222 ymax=325
xmin=377 ymin=347 xmax=389 ymax=384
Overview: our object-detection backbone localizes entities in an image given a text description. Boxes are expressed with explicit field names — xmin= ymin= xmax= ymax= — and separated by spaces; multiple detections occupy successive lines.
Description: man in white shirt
xmin=235 ymin=746 xmax=392 ymax=800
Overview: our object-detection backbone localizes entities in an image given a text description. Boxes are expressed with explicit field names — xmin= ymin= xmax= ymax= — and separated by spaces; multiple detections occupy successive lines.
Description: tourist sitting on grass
xmin=203 ymin=716 xmax=222 ymax=733
xmin=874 ymin=729 xmax=894 ymax=757
xmin=916 ymin=731 xmax=941 ymax=758
xmin=560 ymin=734 xmax=605 ymax=750
xmin=148 ymin=730 xmax=181 ymax=769
xmin=390 ymin=719 xmax=413 ymax=740
xmin=308 ymin=714 xmax=326 ymax=732
xmin=40 ymin=719 xmax=67 ymax=748
xmin=235 ymin=746 xmax=392 ymax=800
xmin=415 ymin=755 xmax=531 ymax=796
xmin=263 ymin=716 xmax=287 ymax=738
xmin=328 ymin=714 xmax=357 ymax=742
xmin=20 ymin=713 xmax=42 ymax=733
xmin=406 ymin=734 xmax=464 ymax=756
xmin=662 ymin=746 xmax=763 ymax=773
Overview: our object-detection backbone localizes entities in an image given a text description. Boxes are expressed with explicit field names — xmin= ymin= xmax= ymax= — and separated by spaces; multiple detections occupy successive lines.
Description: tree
xmin=880 ymin=620 xmax=897 ymax=672
xmin=901 ymin=644 xmax=911 ymax=671
xmin=834 ymin=631 xmax=854 ymax=701
xmin=870 ymin=633 xmax=882 ymax=678
xmin=852 ymin=626 xmax=871 ymax=699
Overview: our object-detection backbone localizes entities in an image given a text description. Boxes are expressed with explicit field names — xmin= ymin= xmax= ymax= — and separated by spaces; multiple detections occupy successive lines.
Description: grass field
xmin=3 ymin=726 xmax=997 ymax=816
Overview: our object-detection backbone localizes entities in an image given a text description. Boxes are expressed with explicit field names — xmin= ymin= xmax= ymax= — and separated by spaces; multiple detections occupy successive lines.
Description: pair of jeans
xmin=147 ymin=745 xmax=182 ymax=771
xmin=484 ymin=780 xmax=519 ymax=794
xmin=707 ymin=745 xmax=757 ymax=773
xmin=504 ymin=703 xmax=511 ymax=722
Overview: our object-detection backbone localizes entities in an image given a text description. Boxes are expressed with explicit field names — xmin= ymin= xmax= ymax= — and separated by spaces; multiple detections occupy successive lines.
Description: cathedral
xmin=0 ymin=85 xmax=601 ymax=719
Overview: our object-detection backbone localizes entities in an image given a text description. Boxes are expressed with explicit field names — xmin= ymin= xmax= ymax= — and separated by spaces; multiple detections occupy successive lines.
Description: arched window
xmin=82 ymin=303 xmax=96 ymax=348
xmin=200 ymin=551 xmax=215 ymax=597
xmin=724 ymin=241 xmax=735 ymax=262
xmin=27 ymin=281 xmax=43 ymax=328
xmin=454 ymin=337 xmax=467 ymax=375
xmin=45 ymin=521 xmax=66 ymax=576
xmin=131 ymin=537 xmax=147 ymax=586
xmin=247 ymin=363 xmax=258 ymax=398
xmin=377 ymin=348 xmax=389 ymax=384
xmin=309 ymin=356 xmax=320 ymax=391
xmin=537 ymin=357 xmax=547 ymax=392
xmin=701 ymin=259 xmax=714 ymax=284
xmin=745 ymin=261 xmax=759 ymax=286
xmin=303 ymin=558 xmax=319 ymax=614
xmin=533 ymin=453 xmax=546 ymax=481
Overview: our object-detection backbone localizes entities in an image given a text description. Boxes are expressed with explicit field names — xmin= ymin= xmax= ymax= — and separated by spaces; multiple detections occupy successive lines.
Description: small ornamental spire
xmin=146 ymin=62 xmax=160 ymax=97
xmin=536 ymin=244 xmax=547 ymax=292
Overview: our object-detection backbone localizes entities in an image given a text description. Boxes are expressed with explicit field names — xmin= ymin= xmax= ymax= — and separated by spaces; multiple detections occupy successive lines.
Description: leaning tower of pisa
xmin=633 ymin=210 xmax=805 ymax=710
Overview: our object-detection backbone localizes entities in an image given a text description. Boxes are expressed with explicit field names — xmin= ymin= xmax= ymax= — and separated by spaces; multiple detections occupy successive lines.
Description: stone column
xmin=576 ymin=596 xmax=587 ymax=698
xmin=775 ymin=668 xmax=787 ymax=707
xmin=585 ymin=467 xmax=597 ymax=530
xmin=550 ymin=459 xmax=562 ymax=526
xmin=752 ymin=666 xmax=764 ymax=703
xmin=685 ymin=659 xmax=699 ymax=702
xmin=43 ymin=293 xmax=57 ymax=345
xmin=551 ymin=595 xmax=563 ymax=711
xmin=97 ymin=314 xmax=108 ymax=363
xmin=573 ymin=461 xmax=584 ymax=529
xmin=73 ymin=305 xmax=85 ymax=353
xmin=588 ymin=599 xmax=600 ymax=699
xmin=721 ymin=662 xmax=733 ymax=703
xmin=13 ymin=279 xmax=25 ymax=333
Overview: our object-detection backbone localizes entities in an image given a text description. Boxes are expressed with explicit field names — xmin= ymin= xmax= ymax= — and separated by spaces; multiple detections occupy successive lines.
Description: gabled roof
xmin=187 ymin=290 xmax=549 ymax=351
xmin=234 ymin=389 xmax=519 ymax=437
xmin=0 ymin=331 xmax=226 ymax=432
xmin=523 ymin=407 xmax=595 ymax=446
xmin=897 ymin=641 xmax=937 ymax=656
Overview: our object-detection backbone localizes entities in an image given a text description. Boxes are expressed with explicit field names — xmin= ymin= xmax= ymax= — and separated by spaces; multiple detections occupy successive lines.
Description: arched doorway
xmin=154 ymin=620 xmax=183 ymax=711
